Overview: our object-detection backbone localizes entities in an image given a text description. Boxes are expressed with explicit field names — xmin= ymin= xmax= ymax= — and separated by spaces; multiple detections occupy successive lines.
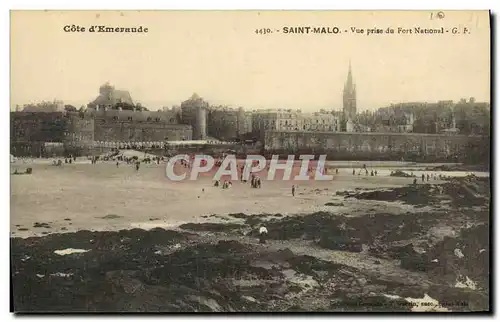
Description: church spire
xmin=345 ymin=60 xmax=354 ymax=92
xmin=342 ymin=60 xmax=357 ymax=122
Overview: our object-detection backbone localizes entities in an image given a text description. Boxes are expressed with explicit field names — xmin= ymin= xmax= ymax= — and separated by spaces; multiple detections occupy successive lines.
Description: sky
xmin=10 ymin=10 xmax=490 ymax=112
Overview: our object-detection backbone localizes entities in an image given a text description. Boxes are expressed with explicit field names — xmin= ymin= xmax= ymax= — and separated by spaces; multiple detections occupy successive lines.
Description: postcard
xmin=10 ymin=10 xmax=491 ymax=313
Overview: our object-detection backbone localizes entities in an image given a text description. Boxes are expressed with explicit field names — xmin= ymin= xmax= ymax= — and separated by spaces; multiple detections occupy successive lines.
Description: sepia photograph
xmin=9 ymin=10 xmax=491 ymax=313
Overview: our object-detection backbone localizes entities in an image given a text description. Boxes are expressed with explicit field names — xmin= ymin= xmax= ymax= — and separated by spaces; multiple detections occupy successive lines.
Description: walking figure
xmin=292 ymin=185 xmax=295 ymax=197
xmin=259 ymin=226 xmax=268 ymax=244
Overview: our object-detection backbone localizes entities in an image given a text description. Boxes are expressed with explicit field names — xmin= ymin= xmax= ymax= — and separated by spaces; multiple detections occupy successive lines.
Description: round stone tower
xmin=196 ymin=105 xmax=207 ymax=140
xmin=237 ymin=106 xmax=245 ymax=137
xmin=181 ymin=93 xmax=208 ymax=140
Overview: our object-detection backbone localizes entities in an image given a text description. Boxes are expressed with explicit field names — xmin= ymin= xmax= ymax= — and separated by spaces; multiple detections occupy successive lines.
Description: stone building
xmin=243 ymin=111 xmax=253 ymax=136
xmin=251 ymin=109 xmax=279 ymax=133
xmin=65 ymin=113 xmax=95 ymax=143
xmin=180 ymin=93 xmax=208 ymax=140
xmin=89 ymin=82 xmax=134 ymax=108
xmin=84 ymin=85 xmax=192 ymax=142
xmin=85 ymin=108 xmax=192 ymax=142
xmin=301 ymin=111 xmax=341 ymax=132
xmin=207 ymin=106 xmax=250 ymax=141
xmin=10 ymin=85 xmax=196 ymax=157
xmin=252 ymin=109 xmax=340 ymax=133
xmin=10 ymin=111 xmax=68 ymax=156
xmin=21 ymin=100 xmax=65 ymax=113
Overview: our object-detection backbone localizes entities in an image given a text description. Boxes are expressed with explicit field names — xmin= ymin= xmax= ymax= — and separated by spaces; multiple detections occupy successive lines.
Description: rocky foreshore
xmin=11 ymin=176 xmax=490 ymax=312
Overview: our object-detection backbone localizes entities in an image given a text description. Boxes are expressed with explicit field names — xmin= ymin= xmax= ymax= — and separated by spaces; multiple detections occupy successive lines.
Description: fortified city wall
xmin=263 ymin=130 xmax=489 ymax=163
xmin=10 ymin=110 xmax=193 ymax=157
xmin=77 ymin=109 xmax=192 ymax=142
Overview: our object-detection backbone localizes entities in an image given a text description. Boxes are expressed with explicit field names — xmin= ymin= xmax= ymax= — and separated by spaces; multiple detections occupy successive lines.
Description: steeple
xmin=342 ymin=60 xmax=357 ymax=122
xmin=344 ymin=60 xmax=354 ymax=93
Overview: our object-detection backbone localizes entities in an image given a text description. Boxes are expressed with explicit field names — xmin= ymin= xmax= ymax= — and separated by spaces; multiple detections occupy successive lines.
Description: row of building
xmin=12 ymin=62 xmax=487 ymax=157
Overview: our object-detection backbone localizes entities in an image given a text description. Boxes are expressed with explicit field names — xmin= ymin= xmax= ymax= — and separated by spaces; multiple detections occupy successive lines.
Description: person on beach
xmin=421 ymin=174 xmax=425 ymax=182
xmin=116 ymin=161 xmax=119 ymax=168
xmin=336 ymin=168 xmax=339 ymax=175
xmin=136 ymin=161 xmax=140 ymax=171
xmin=375 ymin=170 xmax=378 ymax=176
xmin=292 ymin=185 xmax=296 ymax=197
xmin=259 ymin=226 xmax=268 ymax=244
xmin=352 ymin=169 xmax=355 ymax=176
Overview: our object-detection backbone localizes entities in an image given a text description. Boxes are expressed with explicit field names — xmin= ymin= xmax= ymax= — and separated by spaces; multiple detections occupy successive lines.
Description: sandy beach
xmin=10 ymin=160 xmax=464 ymax=238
